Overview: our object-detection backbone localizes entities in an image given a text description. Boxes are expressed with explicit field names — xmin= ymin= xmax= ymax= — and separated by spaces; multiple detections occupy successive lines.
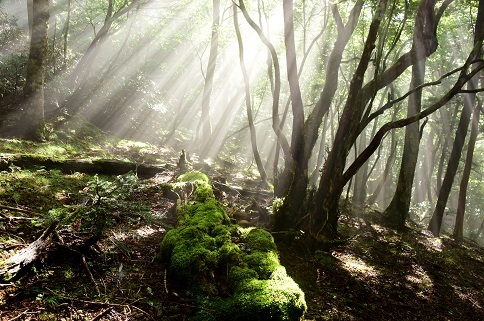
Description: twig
xmin=43 ymin=287 xmax=153 ymax=320
xmin=81 ymin=255 xmax=101 ymax=297
xmin=164 ymin=269 xmax=169 ymax=294
xmin=7 ymin=310 xmax=28 ymax=321
xmin=89 ymin=307 xmax=112 ymax=321
xmin=0 ymin=204 xmax=39 ymax=216
xmin=63 ymin=245 xmax=101 ymax=296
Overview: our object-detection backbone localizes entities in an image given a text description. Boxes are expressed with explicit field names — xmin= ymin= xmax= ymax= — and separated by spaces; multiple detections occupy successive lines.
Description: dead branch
xmin=0 ymin=220 xmax=59 ymax=281
xmin=0 ymin=204 xmax=39 ymax=217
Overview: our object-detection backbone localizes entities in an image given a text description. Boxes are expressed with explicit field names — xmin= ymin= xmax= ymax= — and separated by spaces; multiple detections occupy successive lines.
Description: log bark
xmin=0 ymin=220 xmax=58 ymax=281
xmin=0 ymin=154 xmax=169 ymax=178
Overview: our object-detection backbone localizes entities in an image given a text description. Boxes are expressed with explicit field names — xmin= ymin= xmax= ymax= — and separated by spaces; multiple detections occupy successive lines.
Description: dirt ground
xmin=1 ymin=170 xmax=483 ymax=321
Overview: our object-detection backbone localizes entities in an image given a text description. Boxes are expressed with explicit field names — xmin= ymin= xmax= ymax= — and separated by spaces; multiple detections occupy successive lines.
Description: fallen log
xmin=0 ymin=154 xmax=170 ymax=178
xmin=0 ymin=220 xmax=58 ymax=281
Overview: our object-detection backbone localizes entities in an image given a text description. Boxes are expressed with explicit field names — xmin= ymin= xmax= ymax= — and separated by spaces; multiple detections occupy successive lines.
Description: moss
xmin=159 ymin=171 xmax=306 ymax=320
xmin=244 ymin=228 xmax=277 ymax=253
xmin=179 ymin=198 xmax=229 ymax=228
xmin=244 ymin=250 xmax=280 ymax=279
xmin=176 ymin=170 xmax=214 ymax=201
xmin=223 ymin=271 xmax=307 ymax=321
xmin=177 ymin=170 xmax=209 ymax=183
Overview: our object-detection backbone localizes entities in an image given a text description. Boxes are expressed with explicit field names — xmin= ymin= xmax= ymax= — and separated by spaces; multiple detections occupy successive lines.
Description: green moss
xmin=244 ymin=228 xmax=277 ymax=253
xmin=177 ymin=170 xmax=209 ymax=183
xmin=244 ymin=251 xmax=280 ymax=279
xmin=178 ymin=198 xmax=229 ymax=228
xmin=159 ymin=171 xmax=306 ymax=320
xmin=176 ymin=171 xmax=214 ymax=201
xmin=223 ymin=270 xmax=307 ymax=321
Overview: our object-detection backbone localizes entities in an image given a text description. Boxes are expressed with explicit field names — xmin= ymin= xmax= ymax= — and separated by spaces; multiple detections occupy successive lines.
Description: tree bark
xmin=311 ymin=0 xmax=388 ymax=240
xmin=274 ymin=1 xmax=363 ymax=231
xmin=453 ymin=98 xmax=481 ymax=239
xmin=199 ymin=0 xmax=220 ymax=156
xmin=0 ymin=221 xmax=58 ymax=281
xmin=384 ymin=0 xmax=435 ymax=228
xmin=233 ymin=3 xmax=268 ymax=185
xmin=428 ymin=0 xmax=483 ymax=236
xmin=17 ymin=0 xmax=50 ymax=141
xmin=0 ymin=154 xmax=168 ymax=178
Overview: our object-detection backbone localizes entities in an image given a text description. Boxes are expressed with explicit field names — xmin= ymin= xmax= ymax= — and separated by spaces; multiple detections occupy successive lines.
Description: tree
xmin=429 ymin=0 xmax=484 ymax=236
xmin=274 ymin=0 xmax=364 ymax=231
xmin=233 ymin=2 xmax=268 ymax=185
xmin=198 ymin=0 xmax=220 ymax=156
xmin=17 ymin=0 xmax=50 ymax=141
xmin=454 ymin=90 xmax=481 ymax=239
xmin=384 ymin=0 xmax=437 ymax=228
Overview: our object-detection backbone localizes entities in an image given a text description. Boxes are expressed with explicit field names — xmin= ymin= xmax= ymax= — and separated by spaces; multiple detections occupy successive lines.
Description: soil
xmin=1 ymin=166 xmax=483 ymax=320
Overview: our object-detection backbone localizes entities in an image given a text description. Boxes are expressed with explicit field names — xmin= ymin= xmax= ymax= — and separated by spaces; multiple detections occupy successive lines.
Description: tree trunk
xmin=383 ymin=0 xmax=436 ymax=228
xmin=62 ymin=0 xmax=71 ymax=63
xmin=353 ymin=128 xmax=368 ymax=206
xmin=275 ymin=1 xmax=363 ymax=231
xmin=233 ymin=3 xmax=268 ymax=185
xmin=17 ymin=0 xmax=50 ymax=141
xmin=199 ymin=0 xmax=220 ymax=156
xmin=311 ymin=0 xmax=388 ymax=240
xmin=453 ymin=99 xmax=481 ymax=239
xmin=0 ymin=154 xmax=168 ymax=178
xmin=273 ymin=0 xmax=309 ymax=230
xmin=428 ymin=0 xmax=483 ymax=236
xmin=0 ymin=221 xmax=58 ymax=281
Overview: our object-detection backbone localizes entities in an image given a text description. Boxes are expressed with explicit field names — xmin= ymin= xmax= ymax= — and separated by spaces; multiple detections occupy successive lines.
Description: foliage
xmin=0 ymin=9 xmax=28 ymax=101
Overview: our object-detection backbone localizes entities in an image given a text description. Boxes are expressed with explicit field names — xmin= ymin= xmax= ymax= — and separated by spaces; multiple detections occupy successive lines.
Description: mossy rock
xmin=177 ymin=170 xmax=209 ymax=183
xmin=159 ymin=171 xmax=307 ymax=320
xmin=177 ymin=170 xmax=214 ymax=201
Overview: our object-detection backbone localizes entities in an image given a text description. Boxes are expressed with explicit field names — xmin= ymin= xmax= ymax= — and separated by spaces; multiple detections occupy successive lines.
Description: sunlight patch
xmin=338 ymin=253 xmax=379 ymax=278
xmin=452 ymin=285 xmax=482 ymax=309
xmin=136 ymin=225 xmax=164 ymax=237
xmin=405 ymin=264 xmax=433 ymax=287
xmin=419 ymin=233 xmax=444 ymax=252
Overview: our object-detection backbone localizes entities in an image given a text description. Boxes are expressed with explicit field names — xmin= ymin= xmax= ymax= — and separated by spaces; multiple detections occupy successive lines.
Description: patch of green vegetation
xmin=0 ymin=165 xmax=148 ymax=235
xmin=159 ymin=172 xmax=306 ymax=321
xmin=177 ymin=170 xmax=209 ymax=183
xmin=175 ymin=170 xmax=214 ymax=201
xmin=0 ymin=115 xmax=170 ymax=163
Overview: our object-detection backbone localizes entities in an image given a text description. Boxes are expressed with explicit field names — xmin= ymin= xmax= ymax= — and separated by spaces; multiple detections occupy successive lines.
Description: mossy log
xmin=159 ymin=171 xmax=307 ymax=321
xmin=0 ymin=154 xmax=168 ymax=178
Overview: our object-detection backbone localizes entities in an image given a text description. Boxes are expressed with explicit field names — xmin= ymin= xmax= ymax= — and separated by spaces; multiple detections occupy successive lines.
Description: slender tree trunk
xmin=18 ymin=0 xmax=50 ymax=141
xmin=273 ymin=0 xmax=309 ymax=230
xmin=199 ymin=0 xmax=220 ymax=156
xmin=428 ymin=0 xmax=483 ymax=236
xmin=274 ymin=1 xmax=363 ymax=230
xmin=383 ymin=0 xmax=436 ymax=228
xmin=353 ymin=128 xmax=368 ymax=206
xmin=454 ymin=99 xmax=481 ymax=239
xmin=62 ymin=0 xmax=71 ymax=63
xmin=65 ymin=0 xmax=140 ymax=115
xmin=233 ymin=3 xmax=268 ymax=185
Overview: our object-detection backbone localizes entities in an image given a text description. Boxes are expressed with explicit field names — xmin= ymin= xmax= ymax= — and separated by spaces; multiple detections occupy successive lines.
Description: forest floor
xmin=0 ymin=120 xmax=483 ymax=320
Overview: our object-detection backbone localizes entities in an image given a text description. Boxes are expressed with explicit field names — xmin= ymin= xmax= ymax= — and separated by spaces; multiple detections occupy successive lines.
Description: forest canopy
xmin=1 ymin=0 xmax=483 ymax=245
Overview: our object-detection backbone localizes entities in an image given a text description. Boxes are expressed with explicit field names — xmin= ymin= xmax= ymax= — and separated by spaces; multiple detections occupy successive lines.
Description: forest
xmin=0 ymin=0 xmax=483 ymax=320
